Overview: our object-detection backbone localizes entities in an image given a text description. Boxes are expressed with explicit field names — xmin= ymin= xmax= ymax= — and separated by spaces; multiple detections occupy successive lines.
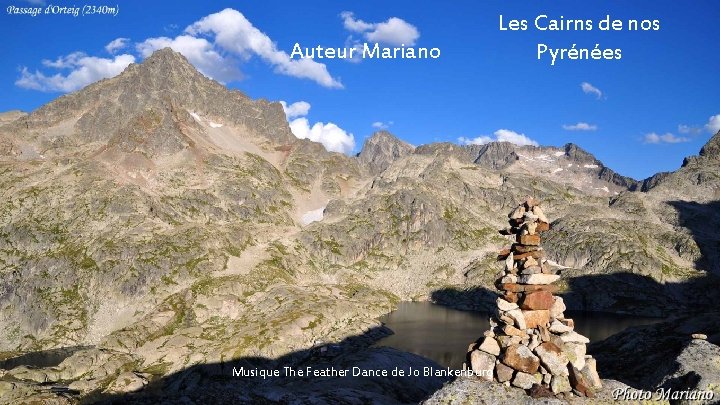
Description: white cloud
xmin=340 ymin=11 xmax=420 ymax=46
xmin=458 ymin=135 xmax=493 ymax=145
xmin=678 ymin=124 xmax=702 ymax=135
xmin=372 ymin=121 xmax=393 ymax=130
xmin=137 ymin=34 xmax=243 ymax=83
xmin=289 ymin=118 xmax=355 ymax=154
xmin=705 ymin=114 xmax=720 ymax=134
xmin=459 ymin=129 xmax=539 ymax=147
xmin=562 ymin=122 xmax=597 ymax=131
xmin=580 ymin=82 xmax=603 ymax=99
xmin=494 ymin=129 xmax=539 ymax=146
xmin=18 ymin=8 xmax=341 ymax=93
xmin=643 ymin=132 xmax=690 ymax=144
xmin=280 ymin=101 xmax=311 ymax=119
xmin=184 ymin=8 xmax=341 ymax=88
xmin=341 ymin=12 xmax=375 ymax=32
xmin=105 ymin=38 xmax=130 ymax=54
xmin=280 ymin=100 xmax=355 ymax=154
xmin=15 ymin=53 xmax=135 ymax=92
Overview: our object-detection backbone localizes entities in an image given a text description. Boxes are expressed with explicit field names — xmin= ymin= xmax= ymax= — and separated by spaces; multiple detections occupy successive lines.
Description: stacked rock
xmin=465 ymin=198 xmax=602 ymax=398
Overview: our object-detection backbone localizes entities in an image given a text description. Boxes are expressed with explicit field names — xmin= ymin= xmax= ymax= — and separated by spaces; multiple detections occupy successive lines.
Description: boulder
xmin=511 ymin=371 xmax=538 ymax=389
xmin=503 ymin=292 xmax=519 ymax=303
xmin=562 ymin=342 xmax=586 ymax=370
xmin=569 ymin=365 xmax=595 ymax=397
xmin=509 ymin=205 xmax=526 ymax=219
xmin=559 ymin=318 xmax=574 ymax=328
xmin=534 ymin=342 xmax=569 ymax=376
xmin=499 ymin=315 xmax=515 ymax=326
xmin=550 ymin=375 xmax=572 ymax=394
xmin=495 ymin=362 xmax=514 ymax=383
xmin=520 ymin=291 xmax=554 ymax=310
xmin=470 ymin=350 xmax=495 ymax=381
xmin=521 ymin=256 xmax=539 ymax=268
xmin=496 ymin=297 xmax=519 ymax=312
xmin=518 ymin=234 xmax=541 ymax=245
xmin=549 ymin=319 xmax=573 ymax=334
xmin=560 ymin=331 xmax=590 ymax=344
xmin=524 ymin=221 xmax=538 ymax=235
xmin=506 ymin=308 xmax=527 ymax=330
xmin=532 ymin=206 xmax=549 ymax=223
xmin=497 ymin=335 xmax=522 ymax=348
xmin=523 ymin=212 xmax=539 ymax=221
xmin=504 ymin=252 xmax=515 ymax=271
xmin=478 ymin=337 xmax=501 ymax=356
xmin=518 ymin=274 xmax=560 ymax=285
xmin=550 ymin=296 xmax=566 ymax=318
xmin=582 ymin=357 xmax=602 ymax=389
xmin=522 ymin=310 xmax=550 ymax=328
xmin=500 ymin=283 xmax=559 ymax=293
xmin=502 ymin=345 xmax=540 ymax=374
xmin=502 ymin=324 xmax=528 ymax=338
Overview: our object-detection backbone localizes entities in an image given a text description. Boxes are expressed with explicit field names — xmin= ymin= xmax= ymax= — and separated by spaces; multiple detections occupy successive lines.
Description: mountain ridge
xmin=0 ymin=47 xmax=719 ymax=403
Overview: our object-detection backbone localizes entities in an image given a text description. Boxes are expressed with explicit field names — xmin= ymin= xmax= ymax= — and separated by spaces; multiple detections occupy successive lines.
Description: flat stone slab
xmin=500 ymin=283 xmax=559 ymax=293
xmin=518 ymin=274 xmax=560 ymax=285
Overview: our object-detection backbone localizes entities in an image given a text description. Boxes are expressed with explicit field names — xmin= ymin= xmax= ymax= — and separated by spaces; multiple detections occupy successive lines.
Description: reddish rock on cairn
xmin=465 ymin=198 xmax=602 ymax=398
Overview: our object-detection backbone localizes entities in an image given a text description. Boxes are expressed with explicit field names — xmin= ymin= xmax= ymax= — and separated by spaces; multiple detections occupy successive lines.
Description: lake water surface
xmin=375 ymin=302 xmax=663 ymax=369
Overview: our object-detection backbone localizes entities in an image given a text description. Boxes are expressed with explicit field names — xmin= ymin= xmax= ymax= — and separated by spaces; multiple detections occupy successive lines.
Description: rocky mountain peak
xmin=0 ymin=48 xmax=294 ymax=157
xmin=121 ymin=47 xmax=212 ymax=94
xmin=699 ymin=130 xmax=720 ymax=160
xmin=563 ymin=143 xmax=600 ymax=165
xmin=358 ymin=131 xmax=415 ymax=175
xmin=143 ymin=47 xmax=194 ymax=67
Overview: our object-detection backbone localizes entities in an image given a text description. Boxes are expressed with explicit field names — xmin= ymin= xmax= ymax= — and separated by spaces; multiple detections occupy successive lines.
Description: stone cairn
xmin=465 ymin=198 xmax=603 ymax=398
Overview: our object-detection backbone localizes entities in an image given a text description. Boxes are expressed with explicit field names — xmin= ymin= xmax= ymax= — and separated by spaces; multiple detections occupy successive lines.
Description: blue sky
xmin=1 ymin=0 xmax=719 ymax=179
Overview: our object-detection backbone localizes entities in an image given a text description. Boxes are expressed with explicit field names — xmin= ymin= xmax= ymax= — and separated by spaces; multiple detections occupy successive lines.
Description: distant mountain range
xmin=0 ymin=48 xmax=718 ymax=402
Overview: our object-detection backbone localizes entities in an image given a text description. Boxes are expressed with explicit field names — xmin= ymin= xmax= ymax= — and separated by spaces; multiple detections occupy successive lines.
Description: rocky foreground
xmin=0 ymin=48 xmax=719 ymax=402
xmin=424 ymin=378 xmax=635 ymax=404
xmin=428 ymin=323 xmax=720 ymax=405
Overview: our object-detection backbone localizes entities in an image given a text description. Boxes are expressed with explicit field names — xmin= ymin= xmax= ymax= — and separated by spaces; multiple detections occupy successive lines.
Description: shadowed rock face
xmin=474 ymin=142 xmax=519 ymax=170
xmin=0 ymin=48 xmax=719 ymax=402
xmin=589 ymin=312 xmax=720 ymax=392
xmin=699 ymin=131 xmax=720 ymax=160
xmin=357 ymin=131 xmax=414 ymax=175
